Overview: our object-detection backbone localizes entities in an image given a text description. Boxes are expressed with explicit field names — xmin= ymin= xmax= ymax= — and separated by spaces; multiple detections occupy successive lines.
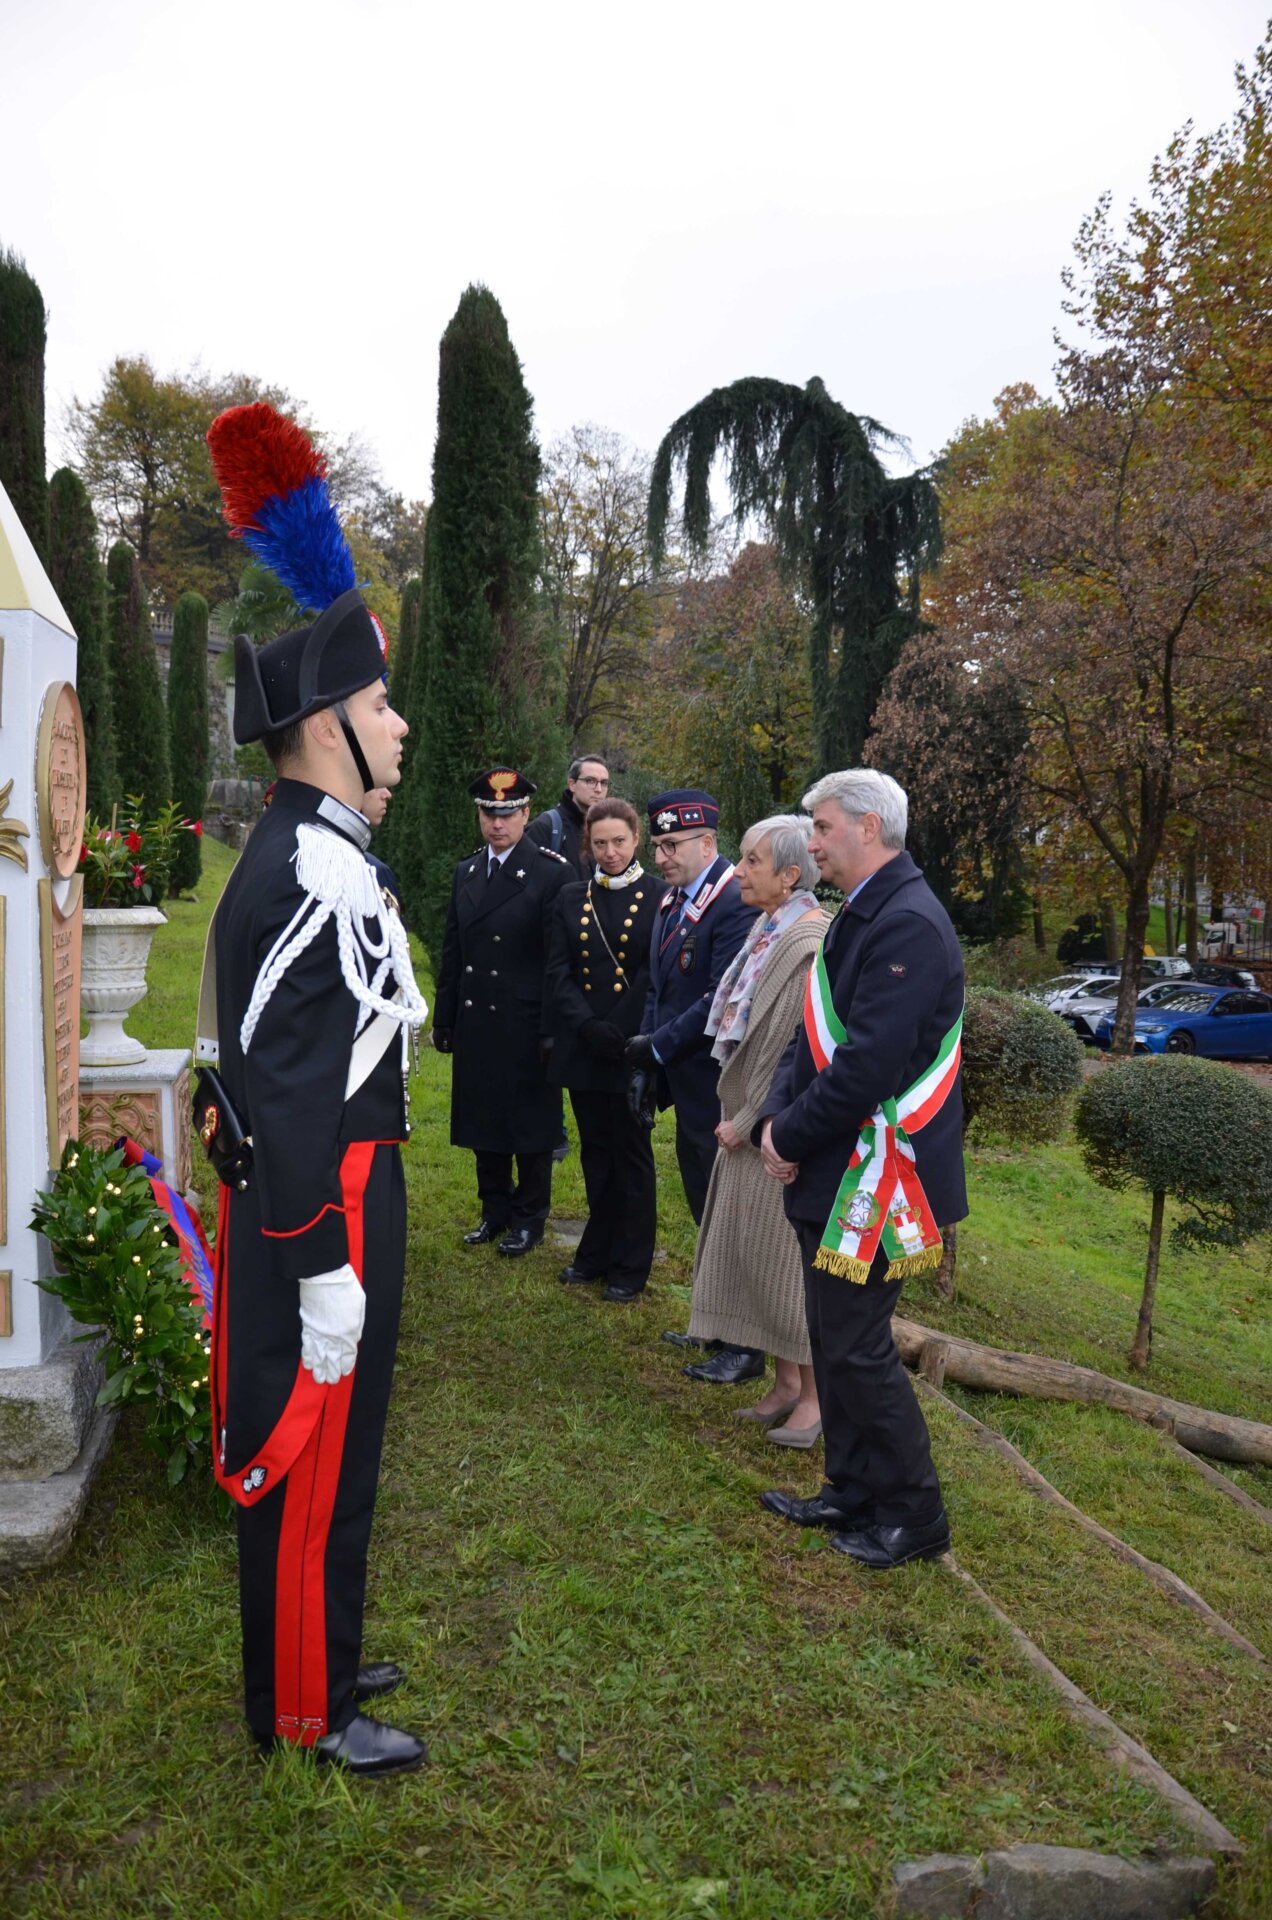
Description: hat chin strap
xmin=331 ymin=700 xmax=376 ymax=797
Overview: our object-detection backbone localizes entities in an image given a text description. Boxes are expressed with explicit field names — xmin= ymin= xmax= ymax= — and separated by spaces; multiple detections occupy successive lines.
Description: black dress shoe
xmin=830 ymin=1515 xmax=951 ymax=1569
xmin=559 ymin=1264 xmax=602 ymax=1284
xmin=603 ymin=1282 xmax=645 ymax=1302
xmin=353 ymin=1661 xmax=405 ymax=1702
xmin=462 ymin=1219 xmax=505 ymax=1246
xmin=497 ymin=1226 xmax=543 ymax=1257
xmin=683 ymin=1346 xmax=765 ymax=1385
xmin=313 ymin=1712 xmax=427 ymax=1776
xmin=760 ymin=1489 xmax=871 ymax=1530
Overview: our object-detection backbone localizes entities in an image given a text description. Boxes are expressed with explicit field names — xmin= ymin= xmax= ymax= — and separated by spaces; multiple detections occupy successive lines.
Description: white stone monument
xmin=0 ymin=477 xmax=111 ymax=1572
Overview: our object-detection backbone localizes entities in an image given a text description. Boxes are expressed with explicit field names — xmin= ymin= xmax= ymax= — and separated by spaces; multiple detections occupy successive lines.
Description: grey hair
xmin=741 ymin=812 xmax=819 ymax=890
xmin=801 ymin=769 xmax=907 ymax=850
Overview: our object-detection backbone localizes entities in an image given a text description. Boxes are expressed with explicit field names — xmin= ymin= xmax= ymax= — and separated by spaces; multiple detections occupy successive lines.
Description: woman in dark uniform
xmin=545 ymin=798 xmax=656 ymax=1301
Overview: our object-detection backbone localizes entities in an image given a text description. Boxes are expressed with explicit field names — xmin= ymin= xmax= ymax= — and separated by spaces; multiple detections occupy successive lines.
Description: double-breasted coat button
xmin=624 ymin=917 xmax=632 ymax=926
xmin=493 ymin=934 xmax=501 ymax=942
xmin=584 ymin=983 xmax=592 ymax=992
xmin=490 ymin=969 xmax=498 ymax=976
xmin=465 ymin=964 xmax=473 ymax=972
xmin=464 ymin=998 xmax=472 ymax=1007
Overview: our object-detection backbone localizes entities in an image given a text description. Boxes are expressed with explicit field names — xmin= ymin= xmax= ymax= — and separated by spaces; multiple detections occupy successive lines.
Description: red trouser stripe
xmin=272 ymin=1141 xmax=375 ymax=1743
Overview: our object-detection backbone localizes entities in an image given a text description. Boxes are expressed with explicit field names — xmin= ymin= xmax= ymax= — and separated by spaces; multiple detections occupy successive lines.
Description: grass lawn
xmin=4 ymin=843 xmax=1271 ymax=1917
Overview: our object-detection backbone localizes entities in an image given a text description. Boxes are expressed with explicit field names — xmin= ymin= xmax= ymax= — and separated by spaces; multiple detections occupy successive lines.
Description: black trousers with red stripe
xmin=232 ymin=1144 xmax=406 ymax=1744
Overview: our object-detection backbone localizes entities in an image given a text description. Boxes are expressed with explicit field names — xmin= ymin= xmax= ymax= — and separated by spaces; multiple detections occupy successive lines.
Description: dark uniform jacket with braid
xmin=544 ymin=872 xmax=656 ymax=1092
xmin=640 ymin=854 xmax=755 ymax=1136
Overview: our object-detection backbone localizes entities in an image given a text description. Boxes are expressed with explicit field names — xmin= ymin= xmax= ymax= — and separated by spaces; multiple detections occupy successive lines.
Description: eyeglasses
xmin=653 ymin=832 xmax=708 ymax=856
xmin=575 ymin=775 xmax=609 ymax=789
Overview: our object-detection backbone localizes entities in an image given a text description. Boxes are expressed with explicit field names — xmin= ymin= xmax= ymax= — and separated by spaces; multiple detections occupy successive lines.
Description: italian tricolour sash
xmin=802 ymin=946 xmax=962 ymax=1283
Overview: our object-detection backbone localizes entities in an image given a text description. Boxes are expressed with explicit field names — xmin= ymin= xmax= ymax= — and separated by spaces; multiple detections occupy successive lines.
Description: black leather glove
xmin=431 ymin=1026 xmax=453 ymax=1055
xmin=583 ymin=1019 xmax=627 ymax=1061
xmin=539 ymin=1036 xmax=555 ymax=1070
xmin=625 ymin=1033 xmax=656 ymax=1071
xmin=627 ymin=1068 xmax=657 ymax=1129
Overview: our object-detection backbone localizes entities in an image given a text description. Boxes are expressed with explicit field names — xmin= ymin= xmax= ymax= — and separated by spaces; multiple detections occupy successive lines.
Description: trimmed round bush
xmin=961 ymin=988 xmax=1085 ymax=1145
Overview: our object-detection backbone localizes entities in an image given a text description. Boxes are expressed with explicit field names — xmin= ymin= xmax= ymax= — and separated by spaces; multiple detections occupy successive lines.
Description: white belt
xmin=346 ymin=1004 xmax=401 ymax=1101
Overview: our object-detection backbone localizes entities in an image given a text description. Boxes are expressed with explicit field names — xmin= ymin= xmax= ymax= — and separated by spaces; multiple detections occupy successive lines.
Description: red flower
xmin=193 ymin=820 xmax=203 ymax=837
xmin=130 ymin=863 xmax=145 ymax=888
xmin=79 ymin=843 xmax=89 ymax=864
xmin=126 ymin=831 xmax=143 ymax=853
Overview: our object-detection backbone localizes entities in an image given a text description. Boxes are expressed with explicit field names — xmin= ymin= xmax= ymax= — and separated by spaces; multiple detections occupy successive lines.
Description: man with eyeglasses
xmin=527 ymin=754 xmax=611 ymax=882
xmin=625 ymin=790 xmax=761 ymax=1381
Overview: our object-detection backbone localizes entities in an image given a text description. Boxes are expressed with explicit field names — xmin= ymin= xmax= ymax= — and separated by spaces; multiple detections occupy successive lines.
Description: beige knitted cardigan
xmin=687 ymin=911 xmax=831 ymax=1360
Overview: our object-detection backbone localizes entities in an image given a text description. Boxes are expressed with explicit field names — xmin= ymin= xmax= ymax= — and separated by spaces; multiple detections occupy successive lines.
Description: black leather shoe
xmin=760 ymin=1489 xmax=871 ymax=1530
xmin=314 ymin=1712 xmax=427 ymax=1776
xmin=497 ymin=1226 xmax=543 ymax=1257
xmin=830 ymin=1515 xmax=951 ymax=1569
xmin=683 ymin=1346 xmax=764 ymax=1385
xmin=559 ymin=1264 xmax=601 ymax=1284
xmin=462 ymin=1219 xmax=505 ymax=1246
xmin=353 ymin=1661 xmax=405 ymax=1702
xmin=603 ymin=1282 xmax=644 ymax=1302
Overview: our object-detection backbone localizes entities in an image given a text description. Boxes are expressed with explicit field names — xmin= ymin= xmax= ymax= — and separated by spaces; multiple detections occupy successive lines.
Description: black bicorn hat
xmin=469 ymin=767 xmax=538 ymax=812
xmin=647 ymin=788 xmax=720 ymax=836
xmin=232 ymin=590 xmax=387 ymax=744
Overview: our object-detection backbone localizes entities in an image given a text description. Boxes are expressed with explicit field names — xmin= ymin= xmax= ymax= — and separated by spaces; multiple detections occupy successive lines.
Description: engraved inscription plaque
xmin=38 ymin=876 xmax=84 ymax=1160
xmin=36 ymin=679 xmax=87 ymax=880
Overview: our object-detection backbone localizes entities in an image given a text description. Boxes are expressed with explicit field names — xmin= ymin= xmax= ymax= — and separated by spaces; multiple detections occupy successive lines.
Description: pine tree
xmin=106 ymin=541 xmax=171 ymax=811
xmin=47 ymin=467 xmax=117 ymax=813
xmin=167 ymin=591 xmax=209 ymax=892
xmin=0 ymin=247 xmax=47 ymax=557
xmin=398 ymin=285 xmax=564 ymax=950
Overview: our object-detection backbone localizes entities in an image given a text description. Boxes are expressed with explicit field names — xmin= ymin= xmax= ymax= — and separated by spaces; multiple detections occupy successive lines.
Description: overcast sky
xmin=5 ymin=0 xmax=1268 ymax=498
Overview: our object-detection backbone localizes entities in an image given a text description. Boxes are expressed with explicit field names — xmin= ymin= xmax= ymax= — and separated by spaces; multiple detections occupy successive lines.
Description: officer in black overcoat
xmin=433 ymin=769 xmax=571 ymax=1254
xmin=208 ymin=590 xmax=429 ymax=1776
xmin=756 ymin=768 xmax=966 ymax=1571
xmin=544 ymin=797 xmax=656 ymax=1300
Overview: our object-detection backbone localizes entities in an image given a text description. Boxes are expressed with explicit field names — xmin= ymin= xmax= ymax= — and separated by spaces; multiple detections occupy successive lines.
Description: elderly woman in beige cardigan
xmin=683 ymin=815 xmax=830 ymax=1443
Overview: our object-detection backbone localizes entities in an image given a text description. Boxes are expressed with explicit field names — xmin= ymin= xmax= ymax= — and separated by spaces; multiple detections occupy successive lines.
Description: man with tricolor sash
xmin=756 ymin=769 xmax=966 ymax=1570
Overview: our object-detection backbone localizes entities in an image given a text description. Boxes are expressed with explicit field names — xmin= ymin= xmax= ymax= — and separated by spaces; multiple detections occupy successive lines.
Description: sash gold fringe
xmin=813 ymin=1248 xmax=872 ymax=1283
xmin=883 ymin=1244 xmax=944 ymax=1283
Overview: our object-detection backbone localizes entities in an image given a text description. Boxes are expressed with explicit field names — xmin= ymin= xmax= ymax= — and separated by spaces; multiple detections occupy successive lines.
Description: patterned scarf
xmin=592 ymin=860 xmax=644 ymax=891
xmin=706 ymin=890 xmax=821 ymax=1063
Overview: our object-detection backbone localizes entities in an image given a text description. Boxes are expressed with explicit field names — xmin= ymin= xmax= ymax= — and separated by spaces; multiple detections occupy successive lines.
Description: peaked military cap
xmin=232 ymin=588 xmax=387 ymax=744
xmin=647 ymin=788 xmax=720 ymax=836
xmin=470 ymin=767 xmax=538 ymax=813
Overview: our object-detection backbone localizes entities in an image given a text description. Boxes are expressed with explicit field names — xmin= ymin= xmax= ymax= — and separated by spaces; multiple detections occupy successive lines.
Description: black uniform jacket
xmin=758 ymin=852 xmax=968 ymax=1232
xmin=434 ymin=839 xmax=571 ymax=1152
xmin=216 ymin=779 xmax=407 ymax=1283
xmin=641 ymin=854 xmax=754 ymax=1135
xmin=526 ymin=788 xmax=590 ymax=880
xmin=544 ymin=872 xmax=656 ymax=1092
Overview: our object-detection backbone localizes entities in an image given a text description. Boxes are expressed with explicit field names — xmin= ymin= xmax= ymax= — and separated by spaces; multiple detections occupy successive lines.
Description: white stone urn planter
xmin=80 ymin=906 xmax=167 ymax=1066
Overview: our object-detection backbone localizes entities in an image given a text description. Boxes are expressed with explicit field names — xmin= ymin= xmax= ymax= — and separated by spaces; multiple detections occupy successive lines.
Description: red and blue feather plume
xmin=207 ymin=403 xmax=357 ymax=614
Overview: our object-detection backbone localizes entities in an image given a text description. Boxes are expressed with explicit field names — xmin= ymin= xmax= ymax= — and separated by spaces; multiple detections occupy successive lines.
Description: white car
xmin=1033 ymin=973 xmax=1120 ymax=1012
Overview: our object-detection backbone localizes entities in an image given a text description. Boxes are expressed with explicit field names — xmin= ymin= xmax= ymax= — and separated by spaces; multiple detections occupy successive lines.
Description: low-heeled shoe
xmin=353 ymin=1661 xmax=405 ymax=1702
xmin=462 ymin=1219 xmax=505 ymax=1246
xmin=313 ymin=1712 xmax=427 ymax=1775
xmin=497 ymin=1227 xmax=543 ymax=1257
xmin=760 ymin=1489 xmax=872 ymax=1529
xmin=830 ymin=1515 xmax=951 ymax=1569
xmin=559 ymin=1264 xmax=602 ymax=1284
xmin=767 ymin=1419 xmax=823 ymax=1450
xmin=683 ymin=1347 xmax=765 ymax=1385
xmin=603 ymin=1282 xmax=644 ymax=1302
xmin=734 ymin=1398 xmax=799 ymax=1425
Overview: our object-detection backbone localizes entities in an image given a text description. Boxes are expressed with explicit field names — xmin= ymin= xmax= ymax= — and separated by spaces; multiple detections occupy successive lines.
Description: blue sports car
xmin=1114 ymin=984 xmax=1272 ymax=1058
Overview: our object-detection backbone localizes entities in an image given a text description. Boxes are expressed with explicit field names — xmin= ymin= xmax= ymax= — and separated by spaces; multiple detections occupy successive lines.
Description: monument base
xmin=0 ymin=1406 xmax=116 ymax=1575
xmin=79 ymin=1047 xmax=193 ymax=1195
xmin=0 ymin=1328 xmax=113 ymax=1575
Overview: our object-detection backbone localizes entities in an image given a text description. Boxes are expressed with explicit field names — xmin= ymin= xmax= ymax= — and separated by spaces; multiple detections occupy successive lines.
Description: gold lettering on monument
xmin=36 ymin=680 xmax=87 ymax=880
xmin=39 ymin=876 xmax=84 ymax=1161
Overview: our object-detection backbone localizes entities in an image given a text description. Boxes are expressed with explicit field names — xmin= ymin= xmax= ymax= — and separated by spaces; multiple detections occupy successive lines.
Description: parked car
xmin=1127 ymin=985 xmax=1272 ymax=1058
xmin=1189 ymin=960 xmax=1258 ymax=991
xmin=1033 ymin=973 xmax=1120 ymax=1013
xmin=1140 ymin=956 xmax=1194 ymax=980
xmin=1060 ymin=973 xmax=1177 ymax=1041
xmin=1088 ymin=981 xmax=1210 ymax=1048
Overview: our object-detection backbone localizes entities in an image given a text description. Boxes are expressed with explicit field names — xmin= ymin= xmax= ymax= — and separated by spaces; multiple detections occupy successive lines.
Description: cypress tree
xmin=106 ymin=540 xmax=171 ymax=810
xmin=47 ymin=467 xmax=117 ymax=813
xmin=167 ymin=591 xmax=209 ymax=893
xmin=390 ymin=575 xmax=422 ymax=715
xmin=398 ymin=285 xmax=565 ymax=950
xmin=0 ymin=247 xmax=47 ymax=557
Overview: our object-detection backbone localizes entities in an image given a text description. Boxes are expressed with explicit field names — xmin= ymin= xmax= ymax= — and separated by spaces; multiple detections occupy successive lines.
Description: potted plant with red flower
xmin=77 ymin=798 xmax=198 ymax=1065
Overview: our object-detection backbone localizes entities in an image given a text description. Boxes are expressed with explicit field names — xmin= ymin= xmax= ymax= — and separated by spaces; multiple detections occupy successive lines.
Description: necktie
xmin=487 ymin=857 xmax=499 ymax=883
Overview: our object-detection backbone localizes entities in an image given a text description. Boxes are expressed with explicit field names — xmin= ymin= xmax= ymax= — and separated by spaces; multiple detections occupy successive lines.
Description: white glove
xmin=298 ymin=1265 xmax=366 ymax=1384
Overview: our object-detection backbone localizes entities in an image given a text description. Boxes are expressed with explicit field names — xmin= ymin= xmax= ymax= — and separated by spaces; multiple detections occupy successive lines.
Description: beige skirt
xmin=687 ymin=1143 xmax=812 ymax=1362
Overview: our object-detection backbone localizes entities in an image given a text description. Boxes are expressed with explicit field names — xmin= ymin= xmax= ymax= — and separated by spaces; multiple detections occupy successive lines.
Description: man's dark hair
xmin=262 ymin=716 xmax=308 ymax=770
xmin=568 ymin=753 xmax=608 ymax=782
